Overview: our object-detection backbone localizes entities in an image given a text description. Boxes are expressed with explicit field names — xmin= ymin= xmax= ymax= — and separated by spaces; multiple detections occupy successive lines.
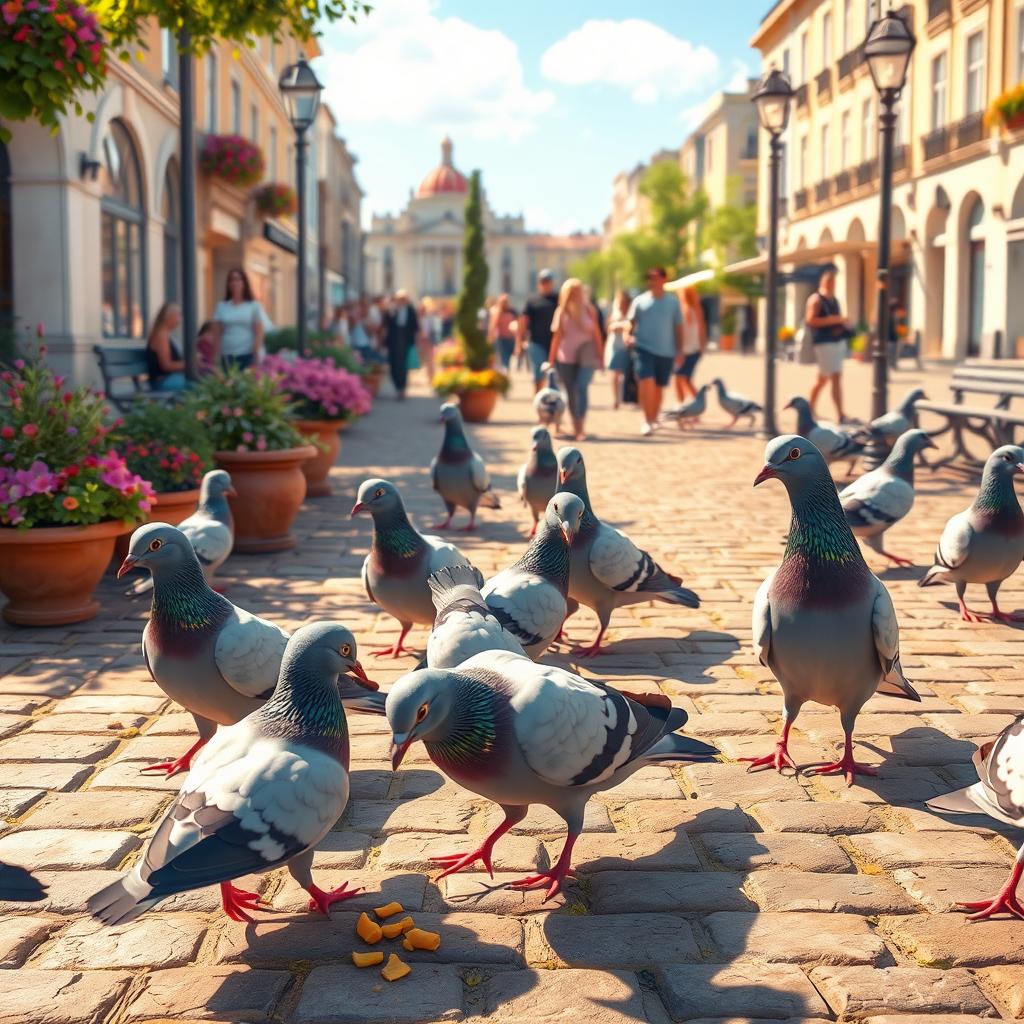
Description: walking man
xmin=805 ymin=268 xmax=853 ymax=422
xmin=518 ymin=269 xmax=559 ymax=392
xmin=383 ymin=290 xmax=420 ymax=400
xmin=627 ymin=266 xmax=684 ymax=436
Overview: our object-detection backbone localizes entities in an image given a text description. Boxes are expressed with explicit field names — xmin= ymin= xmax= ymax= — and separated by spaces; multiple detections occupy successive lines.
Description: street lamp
xmin=752 ymin=67 xmax=794 ymax=438
xmin=279 ymin=56 xmax=323 ymax=357
xmin=863 ymin=8 xmax=915 ymax=463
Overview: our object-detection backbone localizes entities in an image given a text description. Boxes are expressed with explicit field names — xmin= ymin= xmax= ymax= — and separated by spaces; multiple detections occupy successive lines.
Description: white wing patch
xmin=841 ymin=473 xmax=914 ymax=526
xmin=424 ymin=536 xmax=479 ymax=578
xmin=589 ymin=523 xmax=647 ymax=591
xmin=182 ymin=518 xmax=231 ymax=567
xmin=469 ymin=452 xmax=490 ymax=494
xmin=936 ymin=508 xmax=974 ymax=570
xmin=214 ymin=607 xmax=288 ymax=697
xmin=752 ymin=571 xmax=774 ymax=667
xmin=483 ymin=570 xmax=565 ymax=647
xmin=870 ymin=575 xmax=901 ymax=673
xmin=516 ymin=464 xmax=528 ymax=503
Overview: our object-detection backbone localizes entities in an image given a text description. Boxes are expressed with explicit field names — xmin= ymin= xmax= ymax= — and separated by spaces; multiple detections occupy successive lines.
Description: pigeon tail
xmin=478 ymin=489 xmax=501 ymax=510
xmin=88 ymin=874 xmax=154 ymax=926
xmin=927 ymin=785 xmax=985 ymax=816
xmin=336 ymin=681 xmax=387 ymax=716
xmin=653 ymin=584 xmax=701 ymax=609
xmin=877 ymin=668 xmax=921 ymax=702
xmin=644 ymin=731 xmax=718 ymax=764
xmin=428 ymin=564 xmax=488 ymax=611
xmin=918 ymin=563 xmax=950 ymax=588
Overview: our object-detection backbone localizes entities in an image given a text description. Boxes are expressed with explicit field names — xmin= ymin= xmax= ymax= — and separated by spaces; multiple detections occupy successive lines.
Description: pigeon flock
xmin=95 ymin=382 xmax=1024 ymax=938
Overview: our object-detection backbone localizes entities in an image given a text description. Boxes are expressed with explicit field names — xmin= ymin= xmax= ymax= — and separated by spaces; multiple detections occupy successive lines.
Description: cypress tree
xmin=455 ymin=170 xmax=491 ymax=371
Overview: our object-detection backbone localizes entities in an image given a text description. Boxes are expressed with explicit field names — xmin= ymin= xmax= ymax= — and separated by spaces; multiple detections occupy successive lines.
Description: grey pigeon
xmin=482 ymin=492 xmax=585 ymax=659
xmin=431 ymin=402 xmax=501 ymax=531
xmin=919 ymin=445 xmax=1024 ymax=622
xmin=867 ymin=387 xmax=927 ymax=445
xmin=533 ymin=363 xmax=566 ymax=430
xmin=351 ymin=478 xmax=484 ymax=657
xmin=118 ymin=523 xmax=380 ymax=776
xmin=711 ymin=378 xmax=762 ymax=428
xmin=517 ymin=427 xmax=558 ymax=536
xmin=386 ymin=650 xmax=717 ymax=900
xmin=425 ymin=565 xmax=527 ymax=669
xmin=556 ymin=446 xmax=700 ymax=656
xmin=786 ymin=395 xmax=867 ymax=472
xmin=663 ymin=384 xmax=708 ymax=429
xmin=128 ymin=470 xmax=235 ymax=596
xmin=748 ymin=435 xmax=920 ymax=785
xmin=927 ymin=715 xmax=1024 ymax=920
xmin=840 ymin=429 xmax=937 ymax=566
xmin=88 ymin=623 xmax=362 ymax=924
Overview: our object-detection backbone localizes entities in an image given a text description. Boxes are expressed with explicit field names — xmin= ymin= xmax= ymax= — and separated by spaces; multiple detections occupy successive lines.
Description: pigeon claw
xmin=220 ymin=881 xmax=268 ymax=923
xmin=505 ymin=868 xmax=575 ymax=903
xmin=959 ymin=601 xmax=986 ymax=623
xmin=805 ymin=757 xmax=878 ymax=788
xmin=139 ymin=738 xmax=207 ymax=778
xmin=430 ymin=847 xmax=495 ymax=881
xmin=958 ymin=893 xmax=1024 ymax=921
xmin=883 ymin=553 xmax=915 ymax=568
xmin=306 ymin=882 xmax=362 ymax=916
xmin=740 ymin=741 xmax=798 ymax=775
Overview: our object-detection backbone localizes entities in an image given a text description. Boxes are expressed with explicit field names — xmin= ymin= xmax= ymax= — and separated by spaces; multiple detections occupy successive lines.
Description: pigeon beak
xmin=559 ymin=520 xmax=574 ymax=546
xmin=753 ymin=464 xmax=777 ymax=487
xmin=922 ymin=437 xmax=938 ymax=450
xmin=225 ymin=487 xmax=238 ymax=498
xmin=559 ymin=469 xmax=569 ymax=484
xmin=1016 ymin=463 xmax=1024 ymax=477
xmin=783 ymin=400 xmax=794 ymax=410
xmin=348 ymin=660 xmax=379 ymax=691
xmin=531 ymin=442 xmax=539 ymax=451
xmin=116 ymin=554 xmax=140 ymax=579
xmin=349 ymin=501 xmax=366 ymax=517
xmin=389 ymin=735 xmax=413 ymax=771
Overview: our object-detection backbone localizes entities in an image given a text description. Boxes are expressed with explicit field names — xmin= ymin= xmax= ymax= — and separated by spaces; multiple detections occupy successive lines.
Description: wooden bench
xmin=93 ymin=345 xmax=178 ymax=412
xmin=916 ymin=358 xmax=1024 ymax=468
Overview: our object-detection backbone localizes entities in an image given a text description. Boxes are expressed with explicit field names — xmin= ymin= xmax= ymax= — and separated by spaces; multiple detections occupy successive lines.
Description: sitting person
xmin=146 ymin=302 xmax=186 ymax=392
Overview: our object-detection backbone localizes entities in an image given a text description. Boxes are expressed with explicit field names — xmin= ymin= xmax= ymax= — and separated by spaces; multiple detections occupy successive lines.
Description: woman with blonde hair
xmin=604 ymin=288 xmax=631 ymax=409
xmin=487 ymin=293 xmax=518 ymax=371
xmin=549 ymin=277 xmax=603 ymax=441
xmin=146 ymin=301 xmax=186 ymax=392
xmin=674 ymin=285 xmax=707 ymax=401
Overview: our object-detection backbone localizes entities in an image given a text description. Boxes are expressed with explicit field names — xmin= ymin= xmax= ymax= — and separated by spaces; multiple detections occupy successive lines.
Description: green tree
xmin=455 ymin=170 xmax=490 ymax=372
xmin=570 ymin=248 xmax=616 ymax=301
xmin=704 ymin=176 xmax=759 ymax=299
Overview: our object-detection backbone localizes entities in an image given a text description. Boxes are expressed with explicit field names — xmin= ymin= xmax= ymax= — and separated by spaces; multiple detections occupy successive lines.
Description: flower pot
xmin=113 ymin=487 xmax=201 ymax=564
xmin=213 ymin=446 xmax=316 ymax=553
xmin=1003 ymin=110 xmax=1024 ymax=132
xmin=364 ymin=366 xmax=384 ymax=397
xmin=457 ymin=388 xmax=499 ymax=423
xmin=0 ymin=521 xmax=128 ymax=626
xmin=719 ymin=333 xmax=737 ymax=352
xmin=293 ymin=420 xmax=344 ymax=498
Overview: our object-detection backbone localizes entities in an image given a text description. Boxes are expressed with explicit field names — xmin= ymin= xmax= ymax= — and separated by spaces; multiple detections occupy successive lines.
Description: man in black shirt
xmin=517 ymin=269 xmax=558 ymax=392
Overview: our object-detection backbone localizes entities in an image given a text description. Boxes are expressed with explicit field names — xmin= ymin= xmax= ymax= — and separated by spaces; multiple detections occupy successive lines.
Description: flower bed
xmin=200 ymin=133 xmax=265 ymax=188
xmin=260 ymin=353 xmax=372 ymax=423
xmin=113 ymin=403 xmax=213 ymax=494
xmin=431 ymin=366 xmax=510 ymax=398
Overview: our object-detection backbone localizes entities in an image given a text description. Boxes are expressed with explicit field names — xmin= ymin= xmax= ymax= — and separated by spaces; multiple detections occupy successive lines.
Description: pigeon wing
xmin=469 ymin=452 xmax=490 ymax=494
xmin=182 ymin=518 xmax=232 ymax=568
xmin=752 ymin=570 xmax=775 ymax=667
xmin=361 ymin=554 xmax=376 ymax=604
xmin=840 ymin=475 xmax=913 ymax=530
xmin=483 ymin=570 xmax=564 ymax=650
xmin=589 ymin=522 xmax=677 ymax=593
xmin=979 ymin=716 xmax=1024 ymax=824
xmin=870 ymin=575 xmax=920 ymax=701
xmin=516 ymin=463 xmax=528 ymax=504
xmin=934 ymin=509 xmax=974 ymax=570
xmin=424 ymin=535 xmax=485 ymax=586
xmin=430 ymin=455 xmax=440 ymax=493
xmin=214 ymin=606 xmax=289 ymax=698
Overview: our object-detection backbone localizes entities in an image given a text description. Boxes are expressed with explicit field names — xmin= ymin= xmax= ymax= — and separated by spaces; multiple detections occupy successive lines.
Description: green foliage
xmin=112 ymin=402 xmax=213 ymax=493
xmin=720 ymin=307 xmax=738 ymax=334
xmin=263 ymin=327 xmax=371 ymax=378
xmin=455 ymin=170 xmax=491 ymax=372
xmin=570 ymin=249 xmax=617 ymax=301
xmin=705 ymin=177 xmax=760 ymax=299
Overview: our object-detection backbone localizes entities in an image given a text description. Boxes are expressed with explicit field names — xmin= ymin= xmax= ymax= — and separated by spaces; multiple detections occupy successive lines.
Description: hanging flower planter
xmin=200 ymin=134 xmax=265 ymax=188
xmin=254 ymin=182 xmax=298 ymax=219
xmin=986 ymin=84 xmax=1024 ymax=133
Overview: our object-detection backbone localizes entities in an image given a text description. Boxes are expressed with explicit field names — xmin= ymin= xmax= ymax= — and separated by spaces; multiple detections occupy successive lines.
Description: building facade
xmin=748 ymin=0 xmax=1024 ymax=359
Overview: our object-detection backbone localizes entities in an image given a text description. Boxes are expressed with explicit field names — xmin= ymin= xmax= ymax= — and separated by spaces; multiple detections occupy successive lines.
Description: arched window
xmin=966 ymin=197 xmax=985 ymax=357
xmin=162 ymin=160 xmax=180 ymax=304
xmin=100 ymin=119 xmax=146 ymax=338
xmin=501 ymin=247 xmax=512 ymax=294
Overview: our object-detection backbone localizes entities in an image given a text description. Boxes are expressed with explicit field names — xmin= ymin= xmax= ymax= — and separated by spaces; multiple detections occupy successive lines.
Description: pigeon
xmin=431 ymin=402 xmax=501 ymax=531
xmin=840 ymin=429 xmax=938 ymax=567
xmin=88 ymin=622 xmax=363 ymax=925
xmin=747 ymin=435 xmax=920 ymax=785
xmin=351 ymin=478 xmax=484 ymax=657
xmin=786 ymin=395 xmax=867 ymax=471
xmin=866 ymin=387 xmax=927 ymax=445
xmin=128 ymin=470 xmax=235 ymax=596
xmin=482 ymin=492 xmax=585 ymax=659
xmin=711 ymin=378 xmax=762 ymax=428
xmin=556 ymin=447 xmax=700 ymax=657
xmin=517 ymin=427 xmax=559 ymax=536
xmin=386 ymin=649 xmax=717 ymax=900
xmin=425 ymin=564 xmax=527 ymax=669
xmin=533 ymin=364 xmax=566 ymax=431
xmin=663 ymin=384 xmax=709 ymax=429
xmin=919 ymin=445 xmax=1024 ymax=622
xmin=927 ymin=714 xmax=1024 ymax=920
xmin=117 ymin=523 xmax=380 ymax=776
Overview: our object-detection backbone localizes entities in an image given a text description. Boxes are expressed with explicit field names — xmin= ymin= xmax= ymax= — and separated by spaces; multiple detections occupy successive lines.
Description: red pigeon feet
xmin=140 ymin=737 xmax=208 ymax=778
xmin=431 ymin=845 xmax=496 ymax=880
xmin=306 ymin=882 xmax=362 ymax=915
xmin=804 ymin=734 xmax=878 ymax=787
xmin=958 ymin=891 xmax=1024 ymax=921
xmin=371 ymin=625 xmax=414 ymax=659
xmin=572 ymin=626 xmax=608 ymax=658
xmin=959 ymin=599 xmax=986 ymax=623
xmin=984 ymin=604 xmax=1024 ymax=623
xmin=220 ymin=882 xmax=268 ymax=923
xmin=432 ymin=517 xmax=453 ymax=531
xmin=741 ymin=739 xmax=798 ymax=774
xmin=505 ymin=865 xmax=576 ymax=903
xmin=883 ymin=553 xmax=915 ymax=568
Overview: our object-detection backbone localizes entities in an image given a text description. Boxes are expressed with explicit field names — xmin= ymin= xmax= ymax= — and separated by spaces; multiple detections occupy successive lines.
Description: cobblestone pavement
xmin=2 ymin=353 xmax=1023 ymax=1024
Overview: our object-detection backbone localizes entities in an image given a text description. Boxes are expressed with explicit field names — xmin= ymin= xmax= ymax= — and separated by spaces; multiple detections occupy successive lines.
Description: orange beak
xmin=116 ymin=554 xmax=139 ymax=579
xmin=348 ymin=660 xmax=378 ymax=691
xmin=350 ymin=501 xmax=366 ymax=517
xmin=753 ymin=465 xmax=776 ymax=487
xmin=390 ymin=736 xmax=413 ymax=771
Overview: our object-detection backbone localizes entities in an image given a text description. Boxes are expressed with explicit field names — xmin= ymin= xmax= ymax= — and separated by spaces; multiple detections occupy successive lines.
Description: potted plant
xmin=986 ymin=83 xmax=1024 ymax=133
xmin=199 ymin=133 xmax=265 ymax=189
xmin=0 ymin=353 xmax=154 ymax=625
xmin=719 ymin=307 xmax=738 ymax=351
xmin=260 ymin=353 xmax=372 ymax=497
xmin=253 ymin=182 xmax=298 ymax=219
xmin=432 ymin=367 xmax=510 ymax=421
xmin=186 ymin=369 xmax=315 ymax=553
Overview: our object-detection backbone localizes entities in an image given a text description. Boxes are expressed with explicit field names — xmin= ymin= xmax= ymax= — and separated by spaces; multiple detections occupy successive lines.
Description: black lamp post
xmin=279 ymin=56 xmax=323 ymax=357
xmin=863 ymin=8 xmax=915 ymax=461
xmin=752 ymin=68 xmax=794 ymax=438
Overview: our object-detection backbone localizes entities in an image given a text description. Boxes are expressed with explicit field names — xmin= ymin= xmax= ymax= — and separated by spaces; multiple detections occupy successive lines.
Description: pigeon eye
xmin=340 ymin=644 xmax=351 ymax=657
xmin=788 ymin=447 xmax=802 ymax=461
xmin=374 ymin=487 xmax=385 ymax=498
xmin=148 ymin=538 xmax=162 ymax=551
xmin=416 ymin=703 xmax=429 ymax=722
xmin=553 ymin=504 xmax=559 ymax=513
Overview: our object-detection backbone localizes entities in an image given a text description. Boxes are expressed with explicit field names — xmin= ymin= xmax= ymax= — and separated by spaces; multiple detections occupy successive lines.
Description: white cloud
xmin=724 ymin=60 xmax=752 ymax=94
xmin=315 ymin=0 xmax=553 ymax=141
xmin=540 ymin=19 xmax=719 ymax=104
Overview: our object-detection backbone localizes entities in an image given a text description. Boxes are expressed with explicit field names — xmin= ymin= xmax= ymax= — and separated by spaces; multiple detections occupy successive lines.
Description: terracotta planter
xmin=364 ymin=366 xmax=384 ymax=397
xmin=0 ymin=520 xmax=128 ymax=626
xmin=457 ymin=387 xmax=499 ymax=423
xmin=719 ymin=333 xmax=737 ymax=352
xmin=113 ymin=487 xmax=201 ymax=563
xmin=294 ymin=419 xmax=344 ymax=498
xmin=213 ymin=445 xmax=316 ymax=553
xmin=1002 ymin=110 xmax=1024 ymax=132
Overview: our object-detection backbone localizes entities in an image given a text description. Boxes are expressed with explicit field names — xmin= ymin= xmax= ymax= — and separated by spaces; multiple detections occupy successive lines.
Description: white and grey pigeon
xmin=919 ymin=444 xmax=1024 ymax=622
xmin=88 ymin=623 xmax=362 ymax=925
xmin=482 ymin=492 xmax=585 ymax=659
xmin=866 ymin=387 xmax=928 ymax=446
xmin=117 ymin=523 xmax=381 ymax=777
xmin=786 ymin=395 xmax=867 ymax=472
xmin=431 ymin=402 xmax=501 ymax=531
xmin=840 ymin=429 xmax=937 ymax=567
xmin=533 ymin=364 xmax=566 ymax=431
xmin=928 ymin=714 xmax=1024 ymax=921
xmin=425 ymin=564 xmax=527 ymax=669
xmin=747 ymin=435 xmax=920 ymax=785
xmin=128 ymin=470 xmax=235 ymax=596
xmin=386 ymin=649 xmax=718 ymax=901
xmin=517 ymin=427 xmax=559 ymax=537
xmin=711 ymin=378 xmax=762 ymax=429
xmin=663 ymin=384 xmax=709 ymax=429
xmin=351 ymin=478 xmax=484 ymax=658
xmin=556 ymin=447 xmax=700 ymax=657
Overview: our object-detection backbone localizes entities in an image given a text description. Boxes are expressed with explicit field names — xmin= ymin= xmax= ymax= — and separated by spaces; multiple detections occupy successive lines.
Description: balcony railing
xmin=834 ymin=170 xmax=851 ymax=194
xmin=815 ymin=68 xmax=832 ymax=99
xmin=856 ymin=159 xmax=877 ymax=186
xmin=795 ymin=83 xmax=809 ymax=108
xmin=923 ymin=126 xmax=950 ymax=161
xmin=793 ymin=188 xmax=808 ymax=211
xmin=952 ymin=111 xmax=985 ymax=149
xmin=838 ymin=47 xmax=863 ymax=80
xmin=893 ymin=144 xmax=908 ymax=172
xmin=814 ymin=179 xmax=831 ymax=203
xmin=927 ymin=0 xmax=950 ymax=23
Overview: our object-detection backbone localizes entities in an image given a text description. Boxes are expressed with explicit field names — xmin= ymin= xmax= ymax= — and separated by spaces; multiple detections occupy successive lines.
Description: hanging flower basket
xmin=986 ymin=84 xmax=1024 ymax=133
xmin=200 ymin=134 xmax=265 ymax=188
xmin=254 ymin=182 xmax=298 ymax=219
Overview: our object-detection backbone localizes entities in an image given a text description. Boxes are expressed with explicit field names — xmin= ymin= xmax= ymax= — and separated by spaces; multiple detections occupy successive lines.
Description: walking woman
xmin=549 ymin=277 xmax=603 ymax=441
xmin=604 ymin=289 xmax=631 ymax=409
xmin=146 ymin=302 xmax=186 ymax=392
xmin=212 ymin=267 xmax=265 ymax=370
xmin=674 ymin=286 xmax=707 ymax=401
xmin=487 ymin=293 xmax=517 ymax=371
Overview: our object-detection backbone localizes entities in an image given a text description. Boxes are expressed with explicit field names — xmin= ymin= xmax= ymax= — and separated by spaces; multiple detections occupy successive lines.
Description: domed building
xmin=364 ymin=138 xmax=599 ymax=307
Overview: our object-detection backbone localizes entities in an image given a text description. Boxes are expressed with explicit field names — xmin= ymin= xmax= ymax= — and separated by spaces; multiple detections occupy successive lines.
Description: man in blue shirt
xmin=627 ymin=267 xmax=684 ymax=436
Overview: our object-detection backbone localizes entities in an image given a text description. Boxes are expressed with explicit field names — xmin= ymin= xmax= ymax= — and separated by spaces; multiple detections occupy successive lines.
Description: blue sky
xmin=315 ymin=0 xmax=767 ymax=233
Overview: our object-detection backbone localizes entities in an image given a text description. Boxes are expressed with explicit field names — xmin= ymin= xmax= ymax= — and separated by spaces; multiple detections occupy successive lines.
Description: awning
xmin=666 ymin=268 xmax=715 ymax=292
xmin=724 ymin=238 xmax=910 ymax=277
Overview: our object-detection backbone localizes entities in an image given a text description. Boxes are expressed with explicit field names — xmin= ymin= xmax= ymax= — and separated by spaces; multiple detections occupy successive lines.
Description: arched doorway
xmin=0 ymin=141 xmax=11 ymax=340
xmin=1007 ymin=177 xmax=1024 ymax=356
xmin=924 ymin=188 xmax=950 ymax=356
xmin=963 ymin=195 xmax=985 ymax=357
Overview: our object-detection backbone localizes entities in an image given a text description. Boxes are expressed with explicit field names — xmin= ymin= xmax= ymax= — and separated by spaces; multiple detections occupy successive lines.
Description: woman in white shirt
xmin=212 ymin=268 xmax=265 ymax=370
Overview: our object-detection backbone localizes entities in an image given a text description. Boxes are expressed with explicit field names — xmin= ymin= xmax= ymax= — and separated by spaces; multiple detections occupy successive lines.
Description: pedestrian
xmin=145 ymin=302 xmax=186 ymax=392
xmin=549 ymin=277 xmax=603 ymax=442
xmin=604 ymin=288 xmax=632 ymax=409
xmin=487 ymin=293 xmax=518 ymax=371
xmin=518 ymin=269 xmax=559 ymax=392
xmin=674 ymin=285 xmax=707 ymax=402
xmin=383 ymin=289 xmax=420 ymax=400
xmin=211 ymin=267 xmax=266 ymax=371
xmin=806 ymin=267 xmax=854 ymax=423
xmin=416 ymin=300 xmax=436 ymax=384
xmin=627 ymin=266 xmax=684 ymax=436
xmin=328 ymin=304 xmax=349 ymax=346
xmin=195 ymin=320 xmax=216 ymax=375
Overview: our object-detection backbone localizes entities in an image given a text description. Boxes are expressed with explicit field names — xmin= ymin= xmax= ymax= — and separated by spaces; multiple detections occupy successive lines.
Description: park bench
xmin=93 ymin=345 xmax=178 ymax=413
xmin=916 ymin=358 xmax=1024 ymax=468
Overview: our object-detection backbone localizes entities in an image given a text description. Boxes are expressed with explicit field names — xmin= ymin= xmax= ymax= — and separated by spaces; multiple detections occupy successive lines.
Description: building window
xmin=820 ymin=124 xmax=830 ymax=179
xmin=782 ymin=47 xmax=790 ymax=76
xmin=862 ymin=96 xmax=875 ymax=160
xmin=965 ymin=31 xmax=984 ymax=116
xmin=1017 ymin=3 xmax=1024 ymax=80
xmin=160 ymin=29 xmax=178 ymax=88
xmin=441 ymin=249 xmax=456 ymax=294
xmin=162 ymin=160 xmax=180 ymax=304
xmin=779 ymin=141 xmax=788 ymax=200
xmin=383 ymin=246 xmax=394 ymax=293
xmin=268 ymin=40 xmax=275 ymax=74
xmin=230 ymin=79 xmax=241 ymax=134
xmin=843 ymin=0 xmax=855 ymax=52
xmin=100 ymin=119 xmax=146 ymax=339
xmin=798 ymin=134 xmax=808 ymax=188
xmin=205 ymin=52 xmax=218 ymax=131
xmin=799 ymin=30 xmax=808 ymax=82
xmin=895 ymin=85 xmax=909 ymax=144
xmin=269 ymin=124 xmax=278 ymax=181
xmin=501 ymin=247 xmax=513 ymax=293
xmin=841 ymin=110 xmax=851 ymax=168
xmin=822 ymin=11 xmax=832 ymax=68
xmin=250 ymin=102 xmax=259 ymax=142
xmin=931 ymin=52 xmax=947 ymax=130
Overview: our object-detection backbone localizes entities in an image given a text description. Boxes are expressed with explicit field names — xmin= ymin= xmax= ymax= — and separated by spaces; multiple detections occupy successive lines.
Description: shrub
xmin=260 ymin=354 xmax=372 ymax=421
xmin=986 ymin=83 xmax=1024 ymax=129
xmin=112 ymin=403 xmax=214 ymax=493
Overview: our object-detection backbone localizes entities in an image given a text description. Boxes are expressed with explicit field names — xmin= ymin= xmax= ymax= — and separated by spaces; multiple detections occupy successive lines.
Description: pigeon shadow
xmin=935 ymin=599 xmax=1024 ymax=630
xmin=0 ymin=862 xmax=46 ymax=903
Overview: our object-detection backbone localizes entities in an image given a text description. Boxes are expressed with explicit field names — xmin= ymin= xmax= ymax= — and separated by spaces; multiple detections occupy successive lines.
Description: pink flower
xmin=241 ymin=431 xmax=253 ymax=443
xmin=0 ymin=426 xmax=13 ymax=440
xmin=6 ymin=505 xmax=24 ymax=526
xmin=21 ymin=423 xmax=38 ymax=438
xmin=62 ymin=496 xmax=78 ymax=510
xmin=255 ymin=436 xmax=267 ymax=451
